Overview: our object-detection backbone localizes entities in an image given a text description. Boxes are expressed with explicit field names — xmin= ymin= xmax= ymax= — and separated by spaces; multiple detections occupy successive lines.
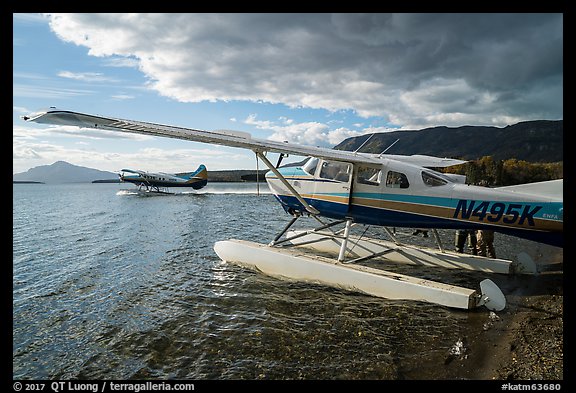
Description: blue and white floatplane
xmin=23 ymin=108 xmax=563 ymax=311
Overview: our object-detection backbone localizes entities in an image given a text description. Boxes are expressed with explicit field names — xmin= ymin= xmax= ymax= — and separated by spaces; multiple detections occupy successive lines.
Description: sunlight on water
xmin=115 ymin=182 xmax=272 ymax=196
xmin=193 ymin=182 xmax=272 ymax=195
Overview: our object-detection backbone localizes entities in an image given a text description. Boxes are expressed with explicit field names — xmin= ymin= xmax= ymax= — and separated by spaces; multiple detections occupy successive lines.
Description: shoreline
xmin=438 ymin=270 xmax=563 ymax=380
xmin=482 ymin=272 xmax=563 ymax=380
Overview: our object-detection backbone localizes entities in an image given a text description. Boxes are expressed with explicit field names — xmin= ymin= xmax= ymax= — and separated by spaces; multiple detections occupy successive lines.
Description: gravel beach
xmin=438 ymin=245 xmax=563 ymax=381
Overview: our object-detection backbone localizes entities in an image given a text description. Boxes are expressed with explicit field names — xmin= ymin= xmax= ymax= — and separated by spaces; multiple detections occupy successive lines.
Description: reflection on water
xmin=13 ymin=183 xmax=560 ymax=379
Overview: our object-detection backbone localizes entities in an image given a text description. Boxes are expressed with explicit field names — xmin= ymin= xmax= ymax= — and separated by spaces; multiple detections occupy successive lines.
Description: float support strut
xmin=338 ymin=219 xmax=353 ymax=262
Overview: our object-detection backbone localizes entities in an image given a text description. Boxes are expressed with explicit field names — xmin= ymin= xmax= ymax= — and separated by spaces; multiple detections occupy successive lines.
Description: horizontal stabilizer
xmin=497 ymin=179 xmax=563 ymax=201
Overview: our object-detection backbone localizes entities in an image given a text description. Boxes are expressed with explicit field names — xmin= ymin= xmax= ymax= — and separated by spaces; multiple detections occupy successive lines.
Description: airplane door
xmin=312 ymin=160 xmax=353 ymax=216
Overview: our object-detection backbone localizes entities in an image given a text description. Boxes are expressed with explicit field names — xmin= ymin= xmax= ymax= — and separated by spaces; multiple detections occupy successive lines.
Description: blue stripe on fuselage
xmin=273 ymin=194 xmax=563 ymax=247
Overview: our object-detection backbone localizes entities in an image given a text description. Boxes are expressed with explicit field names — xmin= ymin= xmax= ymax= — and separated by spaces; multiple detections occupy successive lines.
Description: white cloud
xmin=243 ymin=114 xmax=380 ymax=147
xmin=13 ymin=132 xmax=250 ymax=174
xmin=43 ymin=13 xmax=562 ymax=129
xmin=111 ymin=94 xmax=135 ymax=100
xmin=13 ymin=106 xmax=30 ymax=114
xmin=58 ymin=71 xmax=119 ymax=82
xmin=101 ymin=57 xmax=140 ymax=68
xmin=13 ymin=13 xmax=48 ymax=24
xmin=13 ymin=83 xmax=96 ymax=99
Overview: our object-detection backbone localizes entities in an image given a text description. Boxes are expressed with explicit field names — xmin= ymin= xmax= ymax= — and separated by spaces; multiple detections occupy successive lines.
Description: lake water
xmin=12 ymin=182 xmax=560 ymax=380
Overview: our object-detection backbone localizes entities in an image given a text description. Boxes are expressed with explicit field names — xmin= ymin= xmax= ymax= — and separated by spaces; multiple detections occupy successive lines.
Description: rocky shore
xmin=480 ymin=272 xmax=563 ymax=380
xmin=439 ymin=260 xmax=563 ymax=380
xmin=401 ymin=235 xmax=563 ymax=382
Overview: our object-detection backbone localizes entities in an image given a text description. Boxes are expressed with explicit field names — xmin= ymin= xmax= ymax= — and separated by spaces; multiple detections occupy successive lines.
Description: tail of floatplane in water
xmin=175 ymin=164 xmax=208 ymax=189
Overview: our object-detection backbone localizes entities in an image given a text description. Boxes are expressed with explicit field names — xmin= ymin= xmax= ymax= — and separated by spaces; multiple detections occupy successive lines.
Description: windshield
xmin=421 ymin=171 xmax=450 ymax=187
xmin=302 ymin=157 xmax=319 ymax=175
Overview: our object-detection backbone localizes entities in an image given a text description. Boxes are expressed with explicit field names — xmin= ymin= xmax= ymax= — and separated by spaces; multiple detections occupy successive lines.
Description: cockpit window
xmin=302 ymin=157 xmax=319 ymax=176
xmin=319 ymin=160 xmax=352 ymax=183
xmin=421 ymin=171 xmax=448 ymax=187
xmin=386 ymin=171 xmax=409 ymax=189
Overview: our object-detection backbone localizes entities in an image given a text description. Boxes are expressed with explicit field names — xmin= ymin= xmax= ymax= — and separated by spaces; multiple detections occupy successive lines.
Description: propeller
xmin=477 ymin=279 xmax=506 ymax=311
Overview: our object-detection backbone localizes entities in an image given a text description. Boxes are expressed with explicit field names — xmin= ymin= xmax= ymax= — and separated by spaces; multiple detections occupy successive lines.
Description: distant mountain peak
xmin=13 ymin=161 xmax=119 ymax=184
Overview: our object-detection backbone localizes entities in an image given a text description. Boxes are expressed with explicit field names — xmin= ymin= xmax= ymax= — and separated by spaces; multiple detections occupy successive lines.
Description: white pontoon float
xmin=214 ymin=218 xmax=517 ymax=312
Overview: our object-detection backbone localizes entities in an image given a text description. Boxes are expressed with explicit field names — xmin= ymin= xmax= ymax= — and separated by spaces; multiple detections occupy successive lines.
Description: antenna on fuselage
xmin=353 ymin=133 xmax=375 ymax=153
xmin=378 ymin=138 xmax=400 ymax=158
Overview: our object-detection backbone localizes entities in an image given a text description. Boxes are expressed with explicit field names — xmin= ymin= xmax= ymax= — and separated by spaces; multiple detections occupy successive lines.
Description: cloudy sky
xmin=13 ymin=13 xmax=563 ymax=174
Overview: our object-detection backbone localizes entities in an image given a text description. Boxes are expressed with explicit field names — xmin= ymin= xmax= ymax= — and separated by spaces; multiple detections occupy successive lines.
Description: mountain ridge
xmin=13 ymin=161 xmax=119 ymax=184
xmin=14 ymin=120 xmax=563 ymax=183
xmin=335 ymin=120 xmax=562 ymax=162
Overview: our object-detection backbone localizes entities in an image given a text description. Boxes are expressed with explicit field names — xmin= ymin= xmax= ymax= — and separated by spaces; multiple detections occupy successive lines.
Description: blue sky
xmin=13 ymin=13 xmax=563 ymax=174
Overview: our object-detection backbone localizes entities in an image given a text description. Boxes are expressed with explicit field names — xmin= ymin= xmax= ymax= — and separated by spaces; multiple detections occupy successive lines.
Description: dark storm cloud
xmin=46 ymin=13 xmax=562 ymax=127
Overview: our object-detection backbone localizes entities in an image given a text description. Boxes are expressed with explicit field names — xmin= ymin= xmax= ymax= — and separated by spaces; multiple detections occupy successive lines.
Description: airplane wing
xmin=120 ymin=169 xmax=146 ymax=175
xmin=383 ymin=154 xmax=466 ymax=168
xmin=23 ymin=108 xmax=465 ymax=167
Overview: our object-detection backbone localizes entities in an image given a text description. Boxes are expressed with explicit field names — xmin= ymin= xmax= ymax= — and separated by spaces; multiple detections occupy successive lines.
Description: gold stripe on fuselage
xmin=350 ymin=196 xmax=561 ymax=232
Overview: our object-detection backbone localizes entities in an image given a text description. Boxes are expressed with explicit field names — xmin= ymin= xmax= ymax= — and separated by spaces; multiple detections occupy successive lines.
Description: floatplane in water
xmin=119 ymin=165 xmax=207 ymax=195
xmin=23 ymin=108 xmax=563 ymax=311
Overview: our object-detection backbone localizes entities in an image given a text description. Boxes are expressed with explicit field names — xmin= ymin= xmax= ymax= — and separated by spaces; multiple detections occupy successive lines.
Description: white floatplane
xmin=23 ymin=108 xmax=563 ymax=311
xmin=119 ymin=166 xmax=208 ymax=195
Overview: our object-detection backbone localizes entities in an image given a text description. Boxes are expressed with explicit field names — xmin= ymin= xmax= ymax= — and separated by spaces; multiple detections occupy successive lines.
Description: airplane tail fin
xmin=176 ymin=165 xmax=208 ymax=189
xmin=176 ymin=164 xmax=207 ymax=179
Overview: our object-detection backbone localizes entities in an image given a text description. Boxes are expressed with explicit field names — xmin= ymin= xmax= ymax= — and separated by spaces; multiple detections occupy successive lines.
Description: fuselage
xmin=120 ymin=165 xmax=208 ymax=190
xmin=265 ymin=157 xmax=563 ymax=247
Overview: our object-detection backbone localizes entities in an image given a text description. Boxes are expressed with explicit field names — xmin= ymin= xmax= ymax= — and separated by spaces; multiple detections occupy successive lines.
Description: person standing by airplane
xmin=455 ymin=229 xmax=477 ymax=255
xmin=476 ymin=230 xmax=496 ymax=258
xmin=473 ymin=181 xmax=496 ymax=258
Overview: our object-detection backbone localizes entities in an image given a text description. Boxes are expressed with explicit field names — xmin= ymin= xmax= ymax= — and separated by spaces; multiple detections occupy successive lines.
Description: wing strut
xmin=255 ymin=152 xmax=320 ymax=215
xmin=255 ymin=152 xmax=260 ymax=197
xmin=378 ymin=138 xmax=400 ymax=157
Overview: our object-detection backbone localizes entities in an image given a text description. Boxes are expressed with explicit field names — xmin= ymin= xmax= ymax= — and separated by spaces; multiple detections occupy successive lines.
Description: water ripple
xmin=13 ymin=183 xmax=554 ymax=380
